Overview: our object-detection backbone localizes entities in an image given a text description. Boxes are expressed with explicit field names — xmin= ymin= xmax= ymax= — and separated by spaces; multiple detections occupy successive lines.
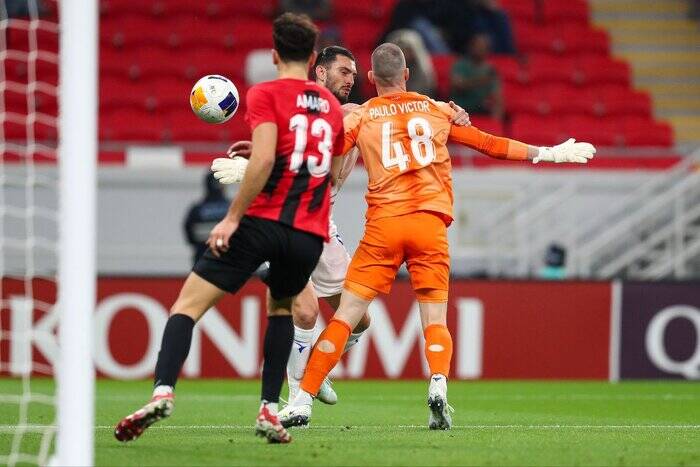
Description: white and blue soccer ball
xmin=189 ymin=75 xmax=239 ymax=124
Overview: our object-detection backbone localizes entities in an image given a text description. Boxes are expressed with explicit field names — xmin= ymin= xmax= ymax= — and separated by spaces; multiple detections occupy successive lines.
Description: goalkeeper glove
xmin=533 ymin=138 xmax=596 ymax=164
xmin=211 ymin=156 xmax=248 ymax=184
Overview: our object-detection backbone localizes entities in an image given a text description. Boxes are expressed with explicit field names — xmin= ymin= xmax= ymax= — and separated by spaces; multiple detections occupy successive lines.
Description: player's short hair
xmin=314 ymin=46 xmax=355 ymax=70
xmin=371 ymin=43 xmax=406 ymax=86
xmin=273 ymin=13 xmax=319 ymax=63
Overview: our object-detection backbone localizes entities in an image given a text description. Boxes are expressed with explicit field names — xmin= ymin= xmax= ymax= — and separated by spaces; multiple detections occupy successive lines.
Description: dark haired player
xmin=214 ymin=46 xmax=472 ymax=409
xmin=114 ymin=13 xmax=344 ymax=444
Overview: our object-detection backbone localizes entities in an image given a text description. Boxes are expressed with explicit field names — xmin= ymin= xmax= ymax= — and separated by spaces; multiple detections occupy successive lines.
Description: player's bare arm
xmin=208 ymin=122 xmax=277 ymax=256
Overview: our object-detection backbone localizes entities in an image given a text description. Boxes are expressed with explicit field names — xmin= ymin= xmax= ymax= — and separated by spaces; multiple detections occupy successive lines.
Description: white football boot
xmin=278 ymin=391 xmax=313 ymax=428
xmin=427 ymin=374 xmax=453 ymax=430
xmin=316 ymin=377 xmax=337 ymax=405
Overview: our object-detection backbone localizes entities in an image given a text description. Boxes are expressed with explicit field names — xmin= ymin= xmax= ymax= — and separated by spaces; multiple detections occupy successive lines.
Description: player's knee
xmin=293 ymin=307 xmax=317 ymax=328
xmin=268 ymin=295 xmax=294 ymax=316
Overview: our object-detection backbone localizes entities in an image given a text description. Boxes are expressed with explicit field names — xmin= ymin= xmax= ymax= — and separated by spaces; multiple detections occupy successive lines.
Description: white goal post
xmin=55 ymin=0 xmax=97 ymax=465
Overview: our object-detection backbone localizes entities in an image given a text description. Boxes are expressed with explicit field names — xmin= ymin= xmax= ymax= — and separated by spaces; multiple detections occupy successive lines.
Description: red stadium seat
xmin=167 ymin=110 xmax=249 ymax=142
xmin=620 ymin=118 xmax=673 ymax=147
xmin=470 ymin=116 xmax=504 ymax=135
xmin=510 ymin=115 xmax=563 ymax=146
xmin=205 ymin=0 xmax=277 ymax=19
xmin=335 ymin=0 xmax=391 ymax=19
xmin=431 ymin=54 xmax=458 ymax=100
xmin=575 ymin=57 xmax=630 ymax=86
xmin=100 ymin=78 xmax=152 ymax=112
xmin=100 ymin=109 xmax=165 ymax=141
xmin=588 ymin=86 xmax=652 ymax=117
xmin=340 ymin=21 xmax=381 ymax=51
xmin=7 ymin=22 xmax=59 ymax=53
xmin=560 ymin=116 xmax=621 ymax=146
xmin=488 ymin=55 xmax=522 ymax=84
xmin=525 ymin=55 xmax=577 ymax=85
xmin=500 ymin=0 xmax=537 ymax=23
xmin=542 ymin=0 xmax=589 ymax=25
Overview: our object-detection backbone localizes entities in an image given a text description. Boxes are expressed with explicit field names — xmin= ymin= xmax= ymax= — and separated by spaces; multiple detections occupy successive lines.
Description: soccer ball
xmin=189 ymin=75 xmax=240 ymax=124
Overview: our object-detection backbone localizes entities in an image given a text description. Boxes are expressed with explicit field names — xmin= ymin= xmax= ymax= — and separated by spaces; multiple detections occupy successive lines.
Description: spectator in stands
xmin=381 ymin=0 xmax=473 ymax=53
xmin=471 ymin=0 xmax=516 ymax=54
xmin=450 ymin=33 xmax=503 ymax=119
xmin=539 ymin=244 xmax=567 ymax=280
xmin=183 ymin=173 xmax=230 ymax=266
xmin=279 ymin=0 xmax=331 ymax=21
xmin=386 ymin=29 xmax=437 ymax=96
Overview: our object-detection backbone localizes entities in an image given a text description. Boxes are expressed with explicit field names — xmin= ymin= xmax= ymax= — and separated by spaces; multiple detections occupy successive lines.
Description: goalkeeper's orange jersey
xmin=342 ymin=91 xmax=529 ymax=224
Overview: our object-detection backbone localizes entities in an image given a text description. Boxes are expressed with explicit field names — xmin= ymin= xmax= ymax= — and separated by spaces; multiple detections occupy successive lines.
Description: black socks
xmin=261 ymin=315 xmax=294 ymax=403
xmin=154 ymin=314 xmax=195 ymax=388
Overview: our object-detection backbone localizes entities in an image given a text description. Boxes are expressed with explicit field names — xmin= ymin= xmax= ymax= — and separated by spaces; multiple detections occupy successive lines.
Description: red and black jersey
xmin=244 ymin=78 xmax=345 ymax=241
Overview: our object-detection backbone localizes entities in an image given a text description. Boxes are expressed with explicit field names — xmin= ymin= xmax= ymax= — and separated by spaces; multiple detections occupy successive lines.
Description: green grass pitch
xmin=1 ymin=378 xmax=699 ymax=466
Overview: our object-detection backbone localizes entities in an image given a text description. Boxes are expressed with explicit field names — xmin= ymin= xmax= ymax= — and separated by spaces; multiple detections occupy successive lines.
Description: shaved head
xmin=371 ymin=43 xmax=406 ymax=86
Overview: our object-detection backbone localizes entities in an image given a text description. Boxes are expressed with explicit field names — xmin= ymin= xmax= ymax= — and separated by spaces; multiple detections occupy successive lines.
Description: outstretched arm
xmin=448 ymin=126 xmax=595 ymax=164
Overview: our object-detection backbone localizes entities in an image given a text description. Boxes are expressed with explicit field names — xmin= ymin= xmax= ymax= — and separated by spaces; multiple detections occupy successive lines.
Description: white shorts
xmin=310 ymin=232 xmax=351 ymax=298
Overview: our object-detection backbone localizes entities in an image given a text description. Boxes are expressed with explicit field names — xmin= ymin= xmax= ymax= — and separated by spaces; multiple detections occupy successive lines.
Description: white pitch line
xmin=2 ymin=425 xmax=700 ymax=431
xmin=94 ymin=394 xmax=700 ymax=402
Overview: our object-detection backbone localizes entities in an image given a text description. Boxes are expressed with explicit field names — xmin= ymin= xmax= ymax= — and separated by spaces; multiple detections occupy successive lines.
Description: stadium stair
xmin=591 ymin=0 xmax=700 ymax=147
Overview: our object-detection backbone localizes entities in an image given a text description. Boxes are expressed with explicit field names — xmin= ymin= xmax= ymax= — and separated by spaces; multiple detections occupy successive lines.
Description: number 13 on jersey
xmin=381 ymin=117 xmax=436 ymax=171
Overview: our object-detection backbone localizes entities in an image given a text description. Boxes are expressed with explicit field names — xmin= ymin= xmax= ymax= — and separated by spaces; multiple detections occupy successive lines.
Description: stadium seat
xmin=525 ymin=55 xmax=577 ymax=85
xmin=470 ymin=116 xmax=504 ymax=135
xmin=100 ymin=109 xmax=165 ymax=141
xmin=510 ymin=115 xmax=563 ymax=146
xmin=205 ymin=0 xmax=277 ymax=19
xmin=560 ymin=116 xmax=621 ymax=146
xmin=7 ymin=22 xmax=59 ymax=53
xmin=575 ymin=56 xmax=630 ymax=86
xmin=100 ymin=78 xmax=152 ymax=112
xmin=488 ymin=56 xmax=522 ymax=84
xmin=500 ymin=0 xmax=537 ymax=23
xmin=335 ymin=0 xmax=391 ymax=19
xmin=167 ymin=110 xmax=249 ymax=142
xmin=590 ymin=86 xmax=652 ymax=118
xmin=542 ymin=0 xmax=589 ymax=25
xmin=620 ymin=118 xmax=673 ymax=147
xmin=431 ymin=54 xmax=458 ymax=100
xmin=341 ymin=21 xmax=381 ymax=51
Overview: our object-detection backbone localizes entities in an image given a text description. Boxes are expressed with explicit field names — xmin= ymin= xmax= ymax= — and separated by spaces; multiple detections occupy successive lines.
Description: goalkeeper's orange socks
xmin=300 ymin=319 xmax=351 ymax=396
xmin=424 ymin=324 xmax=453 ymax=377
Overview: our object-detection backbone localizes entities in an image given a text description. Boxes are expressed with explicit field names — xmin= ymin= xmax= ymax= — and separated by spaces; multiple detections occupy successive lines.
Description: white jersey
xmin=328 ymin=147 xmax=360 ymax=237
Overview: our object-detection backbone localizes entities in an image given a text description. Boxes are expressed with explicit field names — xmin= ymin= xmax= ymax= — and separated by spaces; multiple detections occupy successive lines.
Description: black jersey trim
xmin=308 ymin=175 xmax=330 ymax=213
xmin=280 ymin=163 xmax=310 ymax=225
xmin=262 ymin=155 xmax=287 ymax=195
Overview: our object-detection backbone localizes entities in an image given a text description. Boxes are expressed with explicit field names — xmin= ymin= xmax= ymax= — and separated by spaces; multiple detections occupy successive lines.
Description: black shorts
xmin=192 ymin=215 xmax=323 ymax=300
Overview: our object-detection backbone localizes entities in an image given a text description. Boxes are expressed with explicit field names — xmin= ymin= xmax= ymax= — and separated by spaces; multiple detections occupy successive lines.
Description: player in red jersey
xmin=114 ymin=13 xmax=344 ymax=444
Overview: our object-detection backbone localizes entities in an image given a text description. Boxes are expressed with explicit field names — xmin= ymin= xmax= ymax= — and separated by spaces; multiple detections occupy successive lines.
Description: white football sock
xmin=429 ymin=374 xmax=448 ymax=395
xmin=287 ymin=325 xmax=314 ymax=398
xmin=153 ymin=385 xmax=173 ymax=397
xmin=261 ymin=400 xmax=278 ymax=414
xmin=343 ymin=331 xmax=364 ymax=353
xmin=294 ymin=389 xmax=314 ymax=406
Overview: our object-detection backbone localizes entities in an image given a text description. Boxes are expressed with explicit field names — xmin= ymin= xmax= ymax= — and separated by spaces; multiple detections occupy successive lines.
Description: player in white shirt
xmin=212 ymin=46 xmax=471 ymax=408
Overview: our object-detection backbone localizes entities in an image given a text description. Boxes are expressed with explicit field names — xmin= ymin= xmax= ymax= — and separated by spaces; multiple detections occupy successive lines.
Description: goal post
xmin=55 ymin=0 xmax=98 ymax=465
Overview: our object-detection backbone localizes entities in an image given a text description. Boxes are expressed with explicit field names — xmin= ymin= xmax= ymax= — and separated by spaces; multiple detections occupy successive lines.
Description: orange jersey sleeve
xmin=448 ymin=125 xmax=530 ymax=161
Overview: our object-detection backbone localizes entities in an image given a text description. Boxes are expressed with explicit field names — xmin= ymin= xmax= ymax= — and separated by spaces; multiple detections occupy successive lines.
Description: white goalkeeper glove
xmin=211 ymin=156 xmax=249 ymax=184
xmin=533 ymin=138 xmax=596 ymax=164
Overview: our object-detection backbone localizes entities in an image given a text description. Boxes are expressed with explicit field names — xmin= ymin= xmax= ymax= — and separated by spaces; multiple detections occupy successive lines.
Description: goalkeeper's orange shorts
xmin=344 ymin=211 xmax=449 ymax=302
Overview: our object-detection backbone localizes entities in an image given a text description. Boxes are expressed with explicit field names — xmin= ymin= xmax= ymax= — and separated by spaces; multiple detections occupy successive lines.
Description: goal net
xmin=1 ymin=0 xmax=96 ymax=465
